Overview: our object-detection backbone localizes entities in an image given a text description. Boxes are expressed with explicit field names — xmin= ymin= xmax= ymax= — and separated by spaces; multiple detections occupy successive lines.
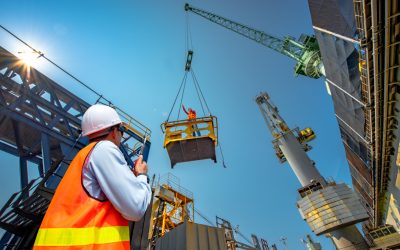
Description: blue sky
xmin=0 ymin=1 xmax=353 ymax=249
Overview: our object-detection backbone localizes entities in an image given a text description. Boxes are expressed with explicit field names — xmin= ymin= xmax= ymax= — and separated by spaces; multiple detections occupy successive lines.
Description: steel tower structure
xmin=0 ymin=47 xmax=152 ymax=249
xmin=184 ymin=3 xmax=324 ymax=79
xmin=149 ymin=173 xmax=194 ymax=246
xmin=256 ymin=92 xmax=369 ymax=249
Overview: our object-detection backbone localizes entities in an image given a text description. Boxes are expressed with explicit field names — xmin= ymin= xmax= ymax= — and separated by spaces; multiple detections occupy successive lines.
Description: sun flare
xmin=17 ymin=50 xmax=42 ymax=67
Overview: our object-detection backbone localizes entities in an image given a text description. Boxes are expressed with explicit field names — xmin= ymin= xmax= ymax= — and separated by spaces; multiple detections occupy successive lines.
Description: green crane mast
xmin=184 ymin=3 xmax=325 ymax=79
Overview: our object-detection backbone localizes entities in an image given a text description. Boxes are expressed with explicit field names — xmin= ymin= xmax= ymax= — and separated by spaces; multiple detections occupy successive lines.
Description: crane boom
xmin=184 ymin=3 xmax=324 ymax=79
xmin=255 ymin=92 xmax=324 ymax=186
xmin=255 ymin=92 xmax=369 ymax=248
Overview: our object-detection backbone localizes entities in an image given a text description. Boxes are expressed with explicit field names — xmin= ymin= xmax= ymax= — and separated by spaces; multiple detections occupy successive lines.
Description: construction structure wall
xmin=307 ymin=0 xmax=375 ymax=230
xmin=308 ymin=1 xmax=400 ymax=248
xmin=155 ymin=222 xmax=227 ymax=250
xmin=379 ymin=0 xmax=400 ymax=236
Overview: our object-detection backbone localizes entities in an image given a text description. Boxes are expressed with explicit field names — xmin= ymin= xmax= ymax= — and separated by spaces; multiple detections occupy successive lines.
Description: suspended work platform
xmin=161 ymin=116 xmax=218 ymax=167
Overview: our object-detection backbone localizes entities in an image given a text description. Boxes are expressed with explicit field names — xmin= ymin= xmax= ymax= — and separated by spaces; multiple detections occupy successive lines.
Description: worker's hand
xmin=133 ymin=155 xmax=148 ymax=176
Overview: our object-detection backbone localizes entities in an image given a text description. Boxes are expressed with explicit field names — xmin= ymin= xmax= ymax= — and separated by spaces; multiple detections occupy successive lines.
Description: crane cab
xmin=298 ymin=128 xmax=316 ymax=143
xmin=161 ymin=116 xmax=218 ymax=167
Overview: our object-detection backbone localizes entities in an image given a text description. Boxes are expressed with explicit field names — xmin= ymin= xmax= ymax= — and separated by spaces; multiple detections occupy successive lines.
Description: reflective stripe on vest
xmin=34 ymin=142 xmax=130 ymax=249
xmin=35 ymin=226 xmax=129 ymax=246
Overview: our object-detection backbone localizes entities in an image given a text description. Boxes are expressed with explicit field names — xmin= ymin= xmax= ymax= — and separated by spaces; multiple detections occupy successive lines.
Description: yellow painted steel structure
xmin=115 ymin=106 xmax=151 ymax=141
xmin=161 ymin=116 xmax=217 ymax=148
xmin=149 ymin=174 xmax=194 ymax=242
xmin=157 ymin=184 xmax=193 ymax=236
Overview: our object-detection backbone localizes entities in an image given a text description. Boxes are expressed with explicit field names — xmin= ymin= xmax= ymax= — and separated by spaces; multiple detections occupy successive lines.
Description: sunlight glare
xmin=17 ymin=50 xmax=42 ymax=67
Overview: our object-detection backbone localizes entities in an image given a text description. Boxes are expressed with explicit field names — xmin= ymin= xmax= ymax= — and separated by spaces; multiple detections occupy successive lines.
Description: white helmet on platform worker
xmin=81 ymin=104 xmax=122 ymax=137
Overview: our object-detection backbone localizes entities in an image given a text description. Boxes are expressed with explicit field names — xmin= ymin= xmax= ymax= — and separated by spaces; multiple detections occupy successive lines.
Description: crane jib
xmin=185 ymin=3 xmax=324 ymax=79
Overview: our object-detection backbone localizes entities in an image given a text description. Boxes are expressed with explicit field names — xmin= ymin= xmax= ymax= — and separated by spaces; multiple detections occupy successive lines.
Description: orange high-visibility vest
xmin=33 ymin=142 xmax=130 ymax=249
xmin=188 ymin=110 xmax=196 ymax=120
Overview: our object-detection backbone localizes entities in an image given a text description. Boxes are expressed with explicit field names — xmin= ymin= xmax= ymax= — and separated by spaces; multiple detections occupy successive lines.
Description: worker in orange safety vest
xmin=182 ymin=104 xmax=197 ymax=120
xmin=33 ymin=104 xmax=151 ymax=249
xmin=182 ymin=104 xmax=200 ymax=136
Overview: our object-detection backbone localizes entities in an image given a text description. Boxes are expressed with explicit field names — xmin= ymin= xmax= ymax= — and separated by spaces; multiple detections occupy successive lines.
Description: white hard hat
xmin=81 ymin=104 xmax=122 ymax=137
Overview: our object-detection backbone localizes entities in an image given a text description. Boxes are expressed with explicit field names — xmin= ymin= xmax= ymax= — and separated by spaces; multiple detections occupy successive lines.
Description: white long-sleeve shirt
xmin=82 ymin=140 xmax=151 ymax=221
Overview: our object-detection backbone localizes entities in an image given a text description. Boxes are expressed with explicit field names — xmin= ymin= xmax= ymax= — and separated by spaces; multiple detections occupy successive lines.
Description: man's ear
xmin=111 ymin=127 xmax=117 ymax=139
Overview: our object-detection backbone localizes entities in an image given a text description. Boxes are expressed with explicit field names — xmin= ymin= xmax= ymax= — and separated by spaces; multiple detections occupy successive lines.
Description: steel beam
xmin=41 ymin=134 xmax=51 ymax=173
xmin=0 ymin=141 xmax=41 ymax=165
xmin=19 ymin=157 xmax=28 ymax=190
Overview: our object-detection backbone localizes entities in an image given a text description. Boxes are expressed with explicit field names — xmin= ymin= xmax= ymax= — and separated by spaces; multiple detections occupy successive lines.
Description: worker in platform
xmin=182 ymin=104 xmax=200 ymax=136
xmin=182 ymin=104 xmax=197 ymax=120
xmin=33 ymin=104 xmax=151 ymax=249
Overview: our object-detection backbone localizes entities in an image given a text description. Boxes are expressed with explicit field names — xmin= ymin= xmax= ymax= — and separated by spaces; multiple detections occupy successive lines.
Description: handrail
xmin=161 ymin=116 xmax=218 ymax=147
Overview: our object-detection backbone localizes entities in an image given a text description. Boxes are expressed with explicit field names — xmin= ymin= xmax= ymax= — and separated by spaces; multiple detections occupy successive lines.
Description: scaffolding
xmin=150 ymin=173 xmax=194 ymax=245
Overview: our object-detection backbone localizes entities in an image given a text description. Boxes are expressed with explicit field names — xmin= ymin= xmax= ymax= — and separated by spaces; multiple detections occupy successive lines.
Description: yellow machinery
xmin=272 ymin=127 xmax=315 ymax=163
xmin=149 ymin=173 xmax=194 ymax=244
xmin=298 ymin=127 xmax=316 ymax=143
xmin=161 ymin=116 xmax=218 ymax=167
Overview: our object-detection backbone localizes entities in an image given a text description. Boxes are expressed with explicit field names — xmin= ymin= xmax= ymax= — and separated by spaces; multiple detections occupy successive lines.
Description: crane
xmin=255 ymin=92 xmax=369 ymax=249
xmin=184 ymin=3 xmax=325 ymax=79
xmin=216 ymin=216 xmax=260 ymax=250
xmin=300 ymin=235 xmax=321 ymax=250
